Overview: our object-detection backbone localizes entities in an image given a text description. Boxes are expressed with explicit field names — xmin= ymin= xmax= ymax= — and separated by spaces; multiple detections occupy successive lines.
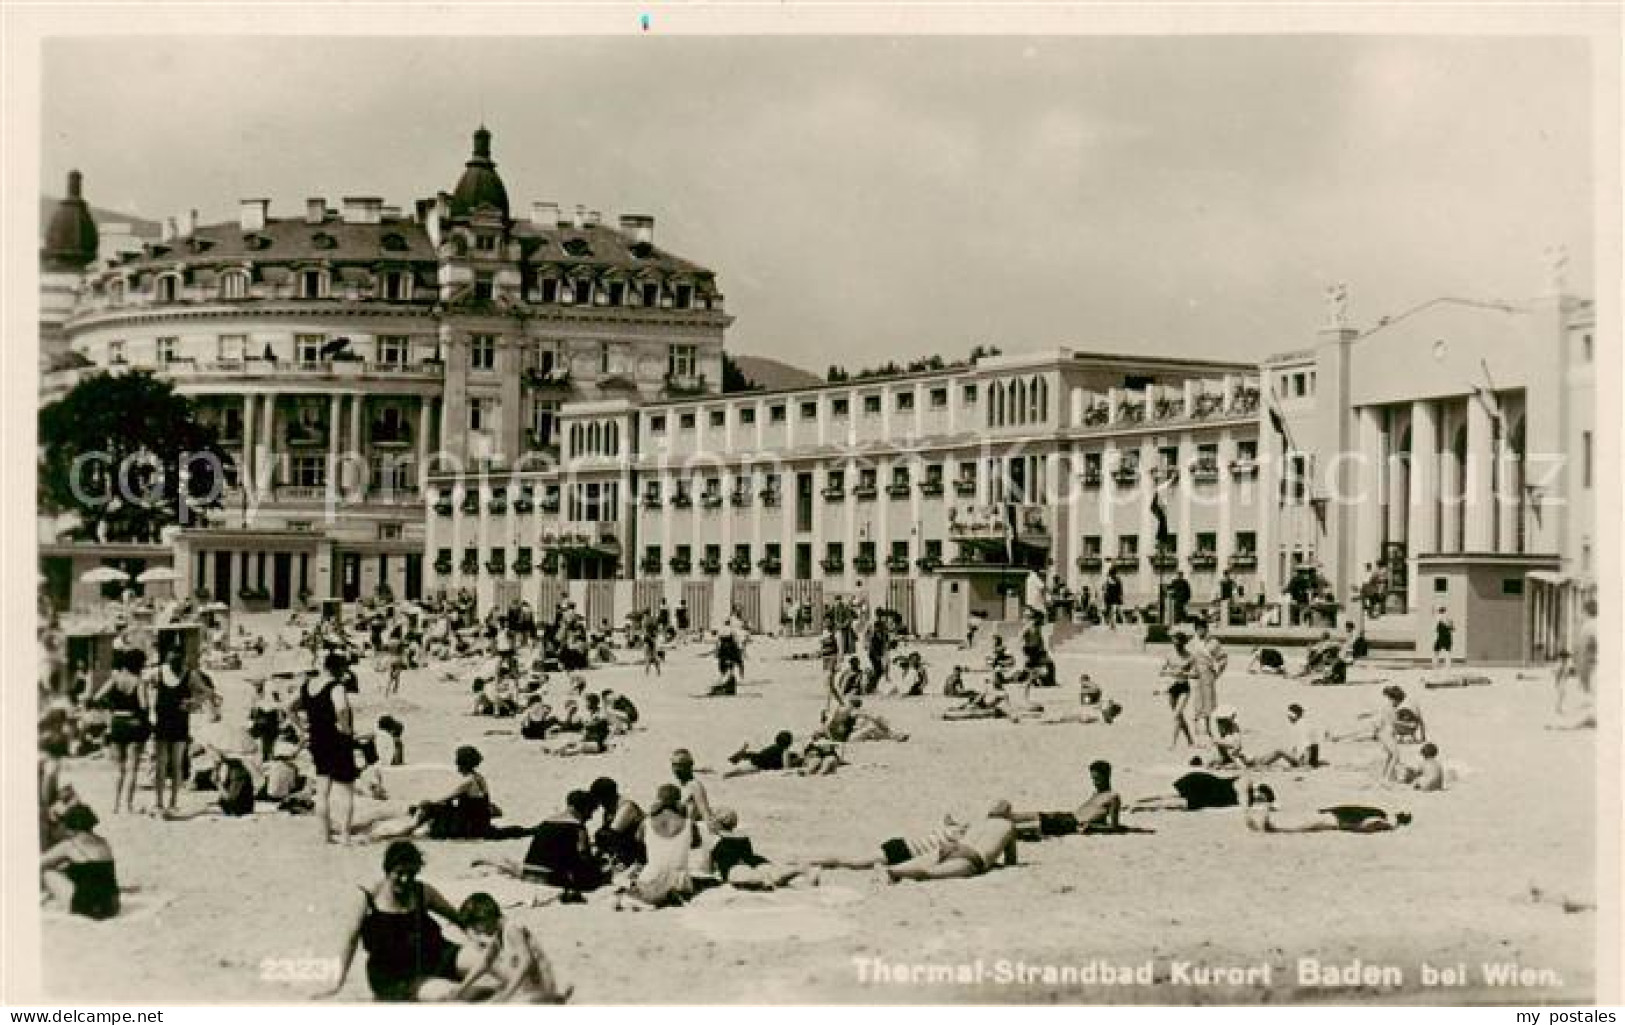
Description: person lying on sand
xmin=846 ymin=699 xmax=909 ymax=742
xmin=1243 ymin=784 xmax=1411 ymax=834
xmin=790 ymin=735 xmax=844 ymax=776
xmin=879 ymin=802 xmax=1019 ymax=884
xmin=704 ymin=808 xmax=818 ymax=891
xmin=803 ymin=817 xmax=969 ymax=871
xmin=724 ymin=731 xmax=796 ymax=777
xmin=1010 ymin=761 xmax=1127 ymax=839
xmin=1129 ymin=763 xmax=1248 ymax=813
xmin=447 ymin=893 xmax=572 ymax=1003
xmin=1247 ymin=647 xmax=1288 ymax=676
xmin=941 ymin=671 xmax=1014 ymax=720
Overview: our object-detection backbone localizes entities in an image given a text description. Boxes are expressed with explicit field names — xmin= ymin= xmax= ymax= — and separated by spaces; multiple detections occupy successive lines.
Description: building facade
xmin=42 ymin=131 xmax=1596 ymax=654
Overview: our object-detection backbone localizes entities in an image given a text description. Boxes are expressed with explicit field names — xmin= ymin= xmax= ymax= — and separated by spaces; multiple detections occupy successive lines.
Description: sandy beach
xmin=41 ymin=621 xmax=1597 ymax=1004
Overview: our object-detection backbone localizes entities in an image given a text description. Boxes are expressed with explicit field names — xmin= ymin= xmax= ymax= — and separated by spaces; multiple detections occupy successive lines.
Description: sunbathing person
xmin=1129 ymin=763 xmax=1247 ymax=812
xmin=369 ymin=745 xmax=500 ymax=840
xmin=474 ymin=790 xmax=604 ymax=902
xmin=447 ymin=893 xmax=572 ymax=1003
xmin=623 ymin=785 xmax=693 ymax=909
xmin=518 ymin=698 xmax=555 ymax=740
xmin=847 ymin=699 xmax=909 ymax=742
xmin=804 ymin=817 xmax=969 ymax=871
xmin=942 ymin=666 xmax=970 ymax=699
xmin=879 ymin=802 xmax=1019 ymax=883
xmin=1249 ymin=704 xmax=1325 ymax=769
xmin=40 ymin=804 xmax=120 ymax=920
xmin=1038 ymin=674 xmax=1121 ymax=725
xmin=704 ymin=808 xmax=818 ymax=891
xmin=724 ymin=731 xmax=796 ymax=777
xmin=792 ymin=734 xmax=844 ymax=776
xmin=1392 ymin=743 xmax=1446 ymax=791
xmin=1247 ymin=647 xmax=1288 ymax=676
xmin=1244 ymin=784 xmax=1412 ymax=833
xmin=1011 ymin=760 xmax=1125 ymax=838
xmin=942 ymin=671 xmax=1014 ymax=720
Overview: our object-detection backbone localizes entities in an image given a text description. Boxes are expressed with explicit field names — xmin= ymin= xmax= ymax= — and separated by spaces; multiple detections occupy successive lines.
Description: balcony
xmin=276 ymin=485 xmax=329 ymax=502
xmin=369 ymin=424 xmax=413 ymax=448
xmin=821 ymin=484 xmax=846 ymax=502
xmin=284 ymin=425 xmax=330 ymax=448
xmin=953 ymin=478 xmax=978 ymax=497
xmin=664 ymin=372 xmax=707 ymax=397
xmin=854 ymin=554 xmax=877 ymax=574
xmin=433 ymin=556 xmax=453 ymax=575
xmin=1189 ymin=552 xmax=1219 ymax=571
xmin=915 ymin=555 xmax=943 ymax=573
xmin=759 ymin=489 xmax=782 ymax=507
xmin=1229 ymin=459 xmax=1259 ymax=479
xmin=1076 ymin=555 xmax=1103 ymax=572
xmin=524 ymin=367 xmax=572 ymax=391
xmin=1231 ymin=387 xmax=1261 ymax=414
xmin=642 ymin=493 xmax=663 ymax=510
xmin=460 ymin=555 xmax=480 ymax=575
xmin=886 ymin=481 xmax=911 ymax=499
xmin=671 ymin=491 xmax=693 ymax=509
xmin=669 ymin=556 xmax=692 ymax=574
xmin=757 ymin=557 xmax=782 ymax=576
xmin=699 ymin=555 xmax=722 ymax=575
xmin=918 ymin=479 xmax=944 ymax=497
xmin=1117 ymin=401 xmax=1146 ymax=424
xmin=1193 ymin=393 xmax=1226 ymax=418
xmin=513 ymin=493 xmax=535 ymax=513
xmin=820 ymin=557 xmax=845 ymax=574
xmin=539 ymin=494 xmax=561 ymax=514
xmin=641 ymin=555 xmax=663 ymax=575
xmin=1152 ymin=398 xmax=1185 ymax=422
xmin=488 ymin=493 xmax=508 ymax=514
xmin=729 ymin=490 xmax=752 ymax=508
xmin=485 ymin=558 xmax=507 ymax=575
xmin=885 ymin=554 xmax=910 ymax=573
xmin=1081 ymin=471 xmax=1103 ymax=489
xmin=1111 ymin=467 xmax=1140 ymax=487
xmin=540 ymin=552 xmax=560 ymax=574
xmin=513 ymin=558 xmax=534 ymax=576
xmin=1149 ymin=553 xmax=1180 ymax=572
xmin=1082 ymin=403 xmax=1110 ymax=427
xmin=1190 ymin=461 xmax=1222 ymax=484
xmin=1111 ymin=554 xmax=1141 ymax=571
xmin=728 ymin=556 xmax=752 ymax=575
xmin=433 ymin=496 xmax=454 ymax=516
xmin=1229 ymin=553 xmax=1258 ymax=570
xmin=700 ymin=492 xmax=724 ymax=510
xmin=363 ymin=361 xmax=443 ymax=379
xmin=460 ymin=493 xmax=480 ymax=515
xmin=853 ymin=482 xmax=878 ymax=501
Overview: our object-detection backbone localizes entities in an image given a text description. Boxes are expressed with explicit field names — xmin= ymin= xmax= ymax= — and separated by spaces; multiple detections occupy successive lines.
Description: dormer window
xmin=674 ymin=284 xmax=693 ymax=309
xmin=379 ymin=270 xmax=411 ymax=301
xmin=107 ymin=279 xmax=126 ymax=304
xmin=539 ymin=279 xmax=559 ymax=304
xmin=630 ymin=241 xmax=654 ymax=260
xmin=244 ymin=234 xmax=272 ymax=251
xmin=219 ymin=270 xmax=250 ymax=300
xmin=607 ymin=282 xmax=625 ymax=306
xmin=381 ymin=232 xmax=408 ymax=252
xmin=312 ymin=232 xmax=338 ymax=250
xmin=563 ymin=238 xmax=592 ymax=258
xmin=472 ymin=275 xmax=495 ymax=301
xmin=474 ymin=233 xmax=497 ymax=252
xmin=574 ymin=280 xmax=593 ymax=306
xmin=299 ymin=269 xmax=328 ymax=299
xmin=641 ymin=283 xmax=660 ymax=308
xmin=155 ymin=274 xmax=180 ymax=303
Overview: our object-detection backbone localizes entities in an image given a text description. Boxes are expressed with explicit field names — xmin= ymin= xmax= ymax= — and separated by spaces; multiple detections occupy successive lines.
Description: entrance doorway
xmin=795 ymin=542 xmax=813 ymax=581
xmin=271 ymin=553 xmax=293 ymax=609
xmin=340 ymin=553 xmax=362 ymax=602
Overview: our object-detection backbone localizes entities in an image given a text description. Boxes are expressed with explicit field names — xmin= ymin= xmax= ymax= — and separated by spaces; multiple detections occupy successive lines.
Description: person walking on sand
xmin=1161 ymin=633 xmax=1197 ymax=750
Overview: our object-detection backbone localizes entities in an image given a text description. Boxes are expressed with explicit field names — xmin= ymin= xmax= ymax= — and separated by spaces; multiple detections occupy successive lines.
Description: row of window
xmin=641 ymin=540 xmax=945 ymax=573
xmin=114 ymin=332 xmax=423 ymax=366
xmin=648 ymin=383 xmax=976 ymax=434
xmin=986 ymin=375 xmax=1049 ymax=428
xmin=1078 ymin=532 xmax=1257 ymax=561
xmin=1277 ymin=369 xmax=1317 ymax=400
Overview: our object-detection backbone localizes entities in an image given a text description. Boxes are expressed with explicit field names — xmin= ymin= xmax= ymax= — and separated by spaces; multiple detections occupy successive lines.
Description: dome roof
xmin=449 ymin=126 xmax=510 ymax=219
xmin=42 ymin=170 xmax=99 ymax=272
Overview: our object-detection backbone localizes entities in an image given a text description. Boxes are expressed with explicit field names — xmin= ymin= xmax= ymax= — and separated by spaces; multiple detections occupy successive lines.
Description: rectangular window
xmin=378 ymin=523 xmax=403 ymax=541
xmin=800 ymin=400 xmax=818 ymax=420
xmin=470 ymin=335 xmax=497 ymax=371
xmin=770 ymin=405 xmax=787 ymax=424
xmin=896 ymin=391 xmax=915 ymax=411
xmin=296 ymin=334 xmax=325 ymax=364
xmin=217 ymin=334 xmax=246 ymax=362
xmin=1502 ymin=577 xmax=1524 ymax=596
xmin=860 ymin=468 xmax=878 ymax=489
xmin=468 ymin=398 xmax=488 ymax=432
xmin=645 ymin=545 xmax=661 ymax=566
xmin=930 ymin=387 xmax=948 ymax=409
xmin=669 ymin=344 xmax=697 ymax=379
xmin=474 ymin=233 xmax=496 ymax=252
xmin=827 ymin=470 xmax=845 ymax=491
xmin=575 ymin=280 xmax=593 ymax=306
xmin=294 ymin=455 xmax=326 ymax=487
xmin=1583 ymin=333 xmax=1594 ymax=362
xmin=378 ymin=335 xmax=409 ymax=365
xmin=300 ymin=270 xmax=325 ymax=299
xmin=832 ymin=398 xmax=850 ymax=417
xmin=891 ymin=466 xmax=909 ymax=487
xmin=108 ymin=340 xmax=126 ymax=363
xmin=1118 ymin=536 xmax=1139 ymax=558
xmin=540 ymin=279 xmax=559 ymax=304
xmin=650 ymin=415 xmax=667 ymax=434
xmin=1083 ymin=453 xmax=1103 ymax=478
xmin=1235 ymin=530 xmax=1256 ymax=554
xmin=1236 ymin=439 xmax=1258 ymax=462
xmin=642 ymin=283 xmax=660 ymax=308
xmin=381 ymin=271 xmax=409 ymax=301
xmin=963 ymin=384 xmax=978 ymax=404
xmin=156 ymin=337 xmax=178 ymax=363
xmin=1196 ymin=531 xmax=1217 ymax=554
xmin=826 ymin=542 xmax=844 ymax=561
xmin=679 ymin=412 xmax=696 ymax=430
xmin=704 ymin=544 xmax=721 ymax=566
xmin=863 ymin=395 xmax=882 ymax=415
xmin=1083 ymin=535 xmax=1102 ymax=557
xmin=1293 ymin=372 xmax=1306 ymax=398
xmin=675 ymin=544 xmax=692 ymax=563
xmin=674 ymin=284 xmax=693 ymax=309
xmin=607 ymin=282 xmax=625 ymax=306
xmin=734 ymin=543 xmax=751 ymax=564
xmin=709 ymin=410 xmax=726 ymax=428
xmin=1434 ymin=577 xmax=1449 ymax=593
xmin=740 ymin=407 xmax=757 ymax=425
xmin=765 ymin=542 xmax=781 ymax=561
xmin=599 ymin=342 xmax=611 ymax=375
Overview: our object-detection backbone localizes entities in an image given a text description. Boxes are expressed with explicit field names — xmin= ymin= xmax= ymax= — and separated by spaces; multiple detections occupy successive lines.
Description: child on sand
xmin=448 ymin=893 xmax=572 ymax=1003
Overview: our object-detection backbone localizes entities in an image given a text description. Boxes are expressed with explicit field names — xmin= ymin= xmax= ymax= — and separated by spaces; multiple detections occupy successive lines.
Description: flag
xmin=1268 ymin=404 xmax=1292 ymax=446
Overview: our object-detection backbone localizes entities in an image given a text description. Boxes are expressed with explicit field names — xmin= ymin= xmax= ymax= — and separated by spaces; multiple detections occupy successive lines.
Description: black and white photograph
xmin=6 ymin=4 xmax=1621 ymax=1011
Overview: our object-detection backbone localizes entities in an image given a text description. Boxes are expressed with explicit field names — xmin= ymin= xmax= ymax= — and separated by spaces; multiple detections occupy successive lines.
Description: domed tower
xmin=40 ymin=170 xmax=101 ymax=371
xmin=448 ymin=125 xmax=510 ymax=219
xmin=42 ymin=170 xmax=99 ymax=272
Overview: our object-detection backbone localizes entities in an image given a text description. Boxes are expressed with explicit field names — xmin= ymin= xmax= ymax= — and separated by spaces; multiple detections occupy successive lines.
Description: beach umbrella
xmin=137 ymin=566 xmax=181 ymax=584
xmin=80 ymin=566 xmax=130 ymax=585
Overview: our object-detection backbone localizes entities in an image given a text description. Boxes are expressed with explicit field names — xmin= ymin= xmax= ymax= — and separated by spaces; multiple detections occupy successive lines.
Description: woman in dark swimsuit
xmin=93 ymin=649 xmax=149 ymax=814
xmin=588 ymin=777 xmax=646 ymax=869
xmin=370 ymin=746 xmax=496 ymax=841
xmin=41 ymin=804 xmax=119 ymax=920
xmin=319 ymin=841 xmax=469 ymax=1001
xmin=149 ymin=648 xmax=194 ymax=812
xmin=300 ymin=653 xmax=358 ymax=844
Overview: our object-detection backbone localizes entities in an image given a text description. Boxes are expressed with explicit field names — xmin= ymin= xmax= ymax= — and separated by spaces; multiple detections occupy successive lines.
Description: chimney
xmin=306 ymin=198 xmax=325 ymax=225
xmin=532 ymin=201 xmax=559 ymax=228
xmin=342 ymin=196 xmax=382 ymax=225
xmin=162 ymin=217 xmax=178 ymax=243
xmin=618 ymin=214 xmax=655 ymax=245
xmin=574 ymin=204 xmax=587 ymax=229
xmin=414 ymin=198 xmax=433 ymax=223
xmin=66 ymin=170 xmax=84 ymax=200
xmin=239 ymin=199 xmax=269 ymax=233
xmin=585 ymin=209 xmax=602 ymax=227
xmin=185 ymin=209 xmax=198 ymax=237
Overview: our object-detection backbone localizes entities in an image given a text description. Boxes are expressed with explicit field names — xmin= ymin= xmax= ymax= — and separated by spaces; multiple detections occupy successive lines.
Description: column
xmin=1407 ymin=399 xmax=1440 ymax=609
xmin=1354 ymin=407 xmax=1384 ymax=573
xmin=259 ymin=393 xmax=277 ymax=490
xmin=1498 ymin=400 xmax=1522 ymax=554
xmin=1465 ymin=394 xmax=1495 ymax=551
xmin=241 ymin=394 xmax=257 ymax=494
xmin=349 ymin=392 xmax=365 ymax=495
xmin=328 ymin=394 xmax=343 ymax=494
xmin=417 ymin=398 xmax=432 ymax=490
xmin=1439 ymin=404 xmax=1463 ymax=554
xmin=1385 ymin=410 xmax=1409 ymax=549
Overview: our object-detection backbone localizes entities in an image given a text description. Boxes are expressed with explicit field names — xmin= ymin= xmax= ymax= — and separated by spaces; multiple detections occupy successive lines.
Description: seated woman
xmin=368 ymin=746 xmax=497 ymax=841
xmin=621 ymin=785 xmax=692 ymax=909
xmin=1206 ymin=707 xmax=1247 ymax=767
xmin=518 ymin=698 xmax=555 ymax=740
xmin=478 ymin=791 xmax=605 ymax=901
xmin=942 ymin=666 xmax=970 ymax=699
xmin=447 ymin=893 xmax=572 ymax=1003
xmin=588 ymin=778 xmax=646 ymax=870
xmin=942 ymin=671 xmax=1014 ymax=720
xmin=1244 ymin=784 xmax=1412 ymax=833
xmin=41 ymin=804 xmax=120 ymax=920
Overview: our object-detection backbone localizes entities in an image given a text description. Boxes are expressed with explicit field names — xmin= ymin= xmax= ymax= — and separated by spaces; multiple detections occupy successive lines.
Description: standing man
xmin=1217 ymin=569 xmax=1237 ymax=626
xmin=1103 ymin=566 xmax=1124 ymax=629
xmin=1168 ymin=571 xmax=1192 ymax=628
xmin=1431 ymin=606 xmax=1456 ymax=673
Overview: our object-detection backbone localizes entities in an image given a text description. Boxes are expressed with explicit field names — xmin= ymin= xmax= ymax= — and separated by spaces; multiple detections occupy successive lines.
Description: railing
xmin=539 ymin=496 xmax=561 ymax=514
xmin=669 ymin=557 xmax=693 ymax=574
xmin=853 ymin=555 xmax=877 ymax=574
xmin=700 ymin=557 xmax=722 ymax=575
xmin=640 ymin=557 xmax=663 ymax=575
xmin=1229 ymin=553 xmax=1258 ymax=570
xmin=728 ymin=557 xmax=752 ymax=575
xmin=1081 ymin=472 xmax=1103 ymax=489
xmin=918 ymin=480 xmax=944 ymax=497
xmin=853 ymin=483 xmax=878 ymax=500
xmin=953 ymin=478 xmax=977 ymax=497
xmin=1189 ymin=553 xmax=1219 ymax=570
xmin=485 ymin=559 xmax=507 ymax=575
xmin=1111 ymin=555 xmax=1140 ymax=570
xmin=915 ymin=556 xmax=943 ymax=573
xmin=642 ymin=494 xmax=663 ymax=509
xmin=759 ymin=489 xmax=782 ymax=507
xmin=1148 ymin=554 xmax=1180 ymax=572
xmin=1229 ymin=460 xmax=1259 ymax=479
xmin=364 ymin=362 xmax=442 ymax=377
xmin=729 ymin=490 xmax=752 ymax=508
xmin=1112 ymin=467 xmax=1140 ymax=486
xmin=276 ymin=486 xmax=329 ymax=502
xmin=822 ymin=485 xmax=846 ymax=501
xmin=886 ymin=481 xmax=911 ymax=498
xmin=433 ymin=559 xmax=453 ymax=575
xmin=700 ymin=492 xmax=723 ymax=509
xmin=885 ymin=555 xmax=910 ymax=572
xmin=1190 ymin=461 xmax=1221 ymax=484
xmin=820 ymin=558 xmax=845 ymax=574
xmin=671 ymin=492 xmax=693 ymax=508
xmin=1082 ymin=404 xmax=1110 ymax=427
xmin=757 ymin=558 xmax=782 ymax=575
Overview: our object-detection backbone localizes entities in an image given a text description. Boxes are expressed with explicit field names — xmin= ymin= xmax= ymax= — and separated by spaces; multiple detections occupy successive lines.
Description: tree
xmin=39 ymin=370 xmax=229 ymax=542
xmin=722 ymin=352 xmax=760 ymax=393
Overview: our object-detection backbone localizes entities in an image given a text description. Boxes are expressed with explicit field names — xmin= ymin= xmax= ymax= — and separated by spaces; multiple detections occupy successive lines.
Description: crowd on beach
xmin=35 ymin=579 xmax=1600 ymax=1002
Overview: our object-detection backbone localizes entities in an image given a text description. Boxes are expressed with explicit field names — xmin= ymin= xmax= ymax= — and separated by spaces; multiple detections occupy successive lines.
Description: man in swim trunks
xmin=802 ymin=817 xmax=969 ymax=870
xmin=1012 ymin=760 xmax=1123 ymax=838
xmin=724 ymin=731 xmax=795 ymax=777
xmin=880 ymin=802 xmax=1019 ymax=883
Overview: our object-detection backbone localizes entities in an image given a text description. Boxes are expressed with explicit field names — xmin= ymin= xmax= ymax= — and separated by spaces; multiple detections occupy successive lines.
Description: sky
xmin=40 ymin=34 xmax=1595 ymax=371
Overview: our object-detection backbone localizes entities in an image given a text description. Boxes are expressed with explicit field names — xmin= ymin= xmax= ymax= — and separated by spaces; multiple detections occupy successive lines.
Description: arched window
xmin=1032 ymin=376 xmax=1046 ymax=423
xmin=219 ymin=271 xmax=249 ymax=300
xmin=1014 ymin=378 xmax=1028 ymax=425
xmin=989 ymin=380 xmax=1002 ymax=427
